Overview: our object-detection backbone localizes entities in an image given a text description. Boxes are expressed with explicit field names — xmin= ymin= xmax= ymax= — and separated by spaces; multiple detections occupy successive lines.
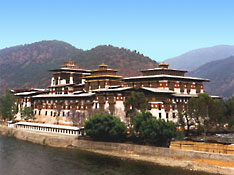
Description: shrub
xmin=133 ymin=111 xmax=177 ymax=146
xmin=84 ymin=113 xmax=127 ymax=142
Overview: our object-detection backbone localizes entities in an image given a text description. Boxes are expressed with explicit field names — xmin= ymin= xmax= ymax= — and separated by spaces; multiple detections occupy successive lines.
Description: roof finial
xmin=99 ymin=61 xmax=108 ymax=69
xmin=61 ymin=59 xmax=78 ymax=68
xmin=158 ymin=61 xmax=169 ymax=69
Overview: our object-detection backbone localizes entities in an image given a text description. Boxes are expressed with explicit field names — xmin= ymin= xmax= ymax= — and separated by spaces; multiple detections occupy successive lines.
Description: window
xmin=173 ymin=113 xmax=176 ymax=119
xmin=45 ymin=111 xmax=47 ymax=116
xmin=159 ymin=113 xmax=161 ymax=119
xmin=63 ymin=112 xmax=65 ymax=117
xmin=166 ymin=113 xmax=169 ymax=119
xmin=51 ymin=111 xmax=53 ymax=116
xmin=34 ymin=110 xmax=37 ymax=115
xmin=39 ymin=110 xmax=41 ymax=115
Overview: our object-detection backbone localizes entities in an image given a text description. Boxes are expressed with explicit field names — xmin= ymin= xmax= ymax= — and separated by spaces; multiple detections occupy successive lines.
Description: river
xmin=0 ymin=135 xmax=213 ymax=175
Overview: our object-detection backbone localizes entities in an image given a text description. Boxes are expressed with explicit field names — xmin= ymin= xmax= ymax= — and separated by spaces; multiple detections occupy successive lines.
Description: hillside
xmin=165 ymin=45 xmax=234 ymax=71
xmin=0 ymin=40 xmax=157 ymax=94
xmin=188 ymin=56 xmax=234 ymax=98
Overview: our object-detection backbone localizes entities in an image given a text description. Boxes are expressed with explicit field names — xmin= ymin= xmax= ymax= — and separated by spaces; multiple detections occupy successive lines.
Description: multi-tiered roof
xmin=49 ymin=60 xmax=91 ymax=74
xmin=123 ymin=62 xmax=209 ymax=82
xmin=85 ymin=63 xmax=122 ymax=80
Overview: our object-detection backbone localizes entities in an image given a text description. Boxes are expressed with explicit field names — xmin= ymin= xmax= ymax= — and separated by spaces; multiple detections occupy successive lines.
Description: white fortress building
xmin=12 ymin=61 xmax=215 ymax=131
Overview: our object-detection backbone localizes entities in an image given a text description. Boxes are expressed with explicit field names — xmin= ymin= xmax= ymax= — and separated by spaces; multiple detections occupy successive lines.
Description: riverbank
xmin=1 ymin=125 xmax=234 ymax=175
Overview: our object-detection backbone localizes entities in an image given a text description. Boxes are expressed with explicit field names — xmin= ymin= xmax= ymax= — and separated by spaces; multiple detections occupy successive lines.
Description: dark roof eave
xmin=91 ymin=69 xmax=118 ymax=73
xmin=49 ymin=68 xmax=91 ymax=73
xmin=32 ymin=94 xmax=95 ymax=98
xmin=123 ymin=76 xmax=210 ymax=82
xmin=85 ymin=77 xmax=122 ymax=80
xmin=140 ymin=68 xmax=188 ymax=73
xmin=48 ymin=83 xmax=76 ymax=88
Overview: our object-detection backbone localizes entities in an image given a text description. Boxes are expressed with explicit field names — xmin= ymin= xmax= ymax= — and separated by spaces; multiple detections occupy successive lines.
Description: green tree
xmin=0 ymin=89 xmax=18 ymax=120
xmin=187 ymin=93 xmax=224 ymax=138
xmin=21 ymin=107 xmax=35 ymax=121
xmin=133 ymin=111 xmax=177 ymax=146
xmin=85 ymin=113 xmax=127 ymax=142
xmin=125 ymin=91 xmax=148 ymax=123
xmin=223 ymin=97 xmax=234 ymax=128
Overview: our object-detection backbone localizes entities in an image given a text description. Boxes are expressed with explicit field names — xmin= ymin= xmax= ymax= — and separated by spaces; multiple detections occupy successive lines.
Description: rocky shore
xmin=1 ymin=125 xmax=234 ymax=175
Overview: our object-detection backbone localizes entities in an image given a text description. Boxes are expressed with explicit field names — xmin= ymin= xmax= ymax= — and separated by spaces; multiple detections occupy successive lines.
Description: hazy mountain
xmin=165 ymin=45 xmax=234 ymax=71
xmin=188 ymin=56 xmax=234 ymax=98
xmin=0 ymin=40 xmax=157 ymax=94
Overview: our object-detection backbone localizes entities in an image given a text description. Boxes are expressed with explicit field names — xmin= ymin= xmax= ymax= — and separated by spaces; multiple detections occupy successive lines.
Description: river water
xmin=0 ymin=135 xmax=212 ymax=175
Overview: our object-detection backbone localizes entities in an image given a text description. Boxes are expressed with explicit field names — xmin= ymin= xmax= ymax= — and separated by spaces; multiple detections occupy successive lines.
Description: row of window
xmin=35 ymin=110 xmax=71 ymax=117
xmin=172 ymin=98 xmax=189 ymax=103
xmin=124 ymin=82 xmax=202 ymax=89
xmin=158 ymin=112 xmax=176 ymax=119
xmin=35 ymin=99 xmax=88 ymax=104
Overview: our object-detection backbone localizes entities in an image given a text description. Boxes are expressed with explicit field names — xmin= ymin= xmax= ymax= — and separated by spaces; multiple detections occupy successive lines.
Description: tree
xmin=84 ymin=113 xmax=127 ymax=141
xmin=0 ymin=89 xmax=18 ymax=120
xmin=21 ymin=107 xmax=35 ymax=121
xmin=223 ymin=97 xmax=234 ymax=128
xmin=54 ymin=103 xmax=62 ymax=124
xmin=186 ymin=93 xmax=224 ymax=138
xmin=178 ymin=112 xmax=186 ymax=134
xmin=133 ymin=111 xmax=177 ymax=146
xmin=125 ymin=91 xmax=148 ymax=124
xmin=67 ymin=110 xmax=86 ymax=126
xmin=178 ymin=110 xmax=196 ymax=136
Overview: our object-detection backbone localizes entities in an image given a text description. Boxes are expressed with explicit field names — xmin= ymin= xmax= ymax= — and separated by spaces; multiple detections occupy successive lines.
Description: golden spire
xmin=158 ymin=61 xmax=169 ymax=69
xmin=61 ymin=59 xmax=78 ymax=68
xmin=99 ymin=62 xmax=108 ymax=70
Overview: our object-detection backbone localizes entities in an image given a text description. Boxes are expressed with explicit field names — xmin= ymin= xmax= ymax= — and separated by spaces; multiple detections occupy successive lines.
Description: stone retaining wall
xmin=71 ymin=140 xmax=234 ymax=162
xmin=1 ymin=125 xmax=233 ymax=162
xmin=170 ymin=140 xmax=234 ymax=155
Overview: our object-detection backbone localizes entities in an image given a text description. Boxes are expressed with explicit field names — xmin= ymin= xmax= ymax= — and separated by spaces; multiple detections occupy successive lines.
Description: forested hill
xmin=0 ymin=40 xmax=157 ymax=94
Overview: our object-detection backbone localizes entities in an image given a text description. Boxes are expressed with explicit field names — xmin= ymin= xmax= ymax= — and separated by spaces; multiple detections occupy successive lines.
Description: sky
xmin=0 ymin=0 xmax=234 ymax=61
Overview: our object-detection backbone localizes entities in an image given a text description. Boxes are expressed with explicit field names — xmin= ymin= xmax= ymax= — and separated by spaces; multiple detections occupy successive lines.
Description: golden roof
xmin=60 ymin=60 xmax=79 ymax=69
xmin=92 ymin=68 xmax=118 ymax=72
xmin=92 ymin=63 xmax=118 ymax=72
xmin=99 ymin=63 xmax=108 ymax=67
xmin=159 ymin=61 xmax=169 ymax=66
xmin=158 ymin=61 xmax=169 ymax=69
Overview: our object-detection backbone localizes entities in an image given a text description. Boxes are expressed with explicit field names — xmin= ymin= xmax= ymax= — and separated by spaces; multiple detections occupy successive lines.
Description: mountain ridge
xmin=165 ymin=45 xmax=234 ymax=71
xmin=0 ymin=40 xmax=157 ymax=94
xmin=188 ymin=56 xmax=234 ymax=98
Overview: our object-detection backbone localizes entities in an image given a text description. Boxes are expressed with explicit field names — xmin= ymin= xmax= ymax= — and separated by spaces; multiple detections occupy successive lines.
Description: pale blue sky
xmin=0 ymin=0 xmax=234 ymax=61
